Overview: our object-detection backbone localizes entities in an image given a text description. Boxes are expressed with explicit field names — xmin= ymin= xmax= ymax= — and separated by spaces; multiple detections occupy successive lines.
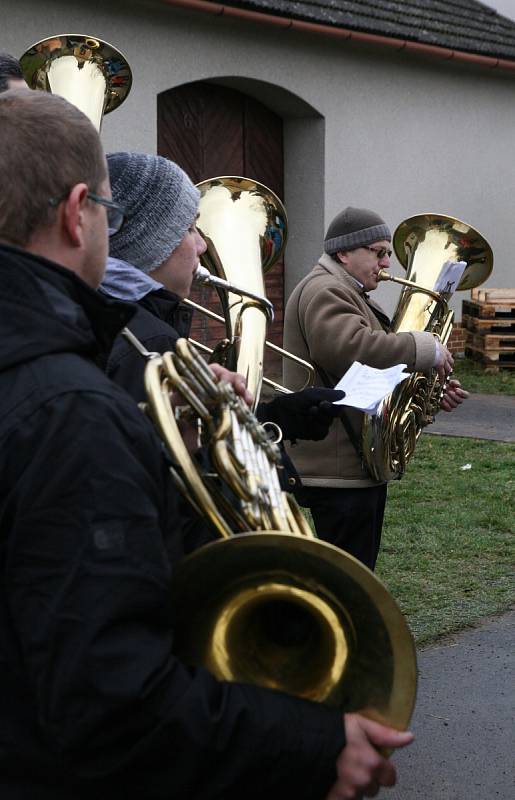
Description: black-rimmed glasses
xmin=49 ymin=191 xmax=127 ymax=237
xmin=361 ymin=245 xmax=393 ymax=260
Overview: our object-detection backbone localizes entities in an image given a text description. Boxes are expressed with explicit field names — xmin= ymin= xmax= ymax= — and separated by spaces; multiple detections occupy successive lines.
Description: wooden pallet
xmin=470 ymin=288 xmax=515 ymax=303
xmin=462 ymin=313 xmax=515 ymax=334
xmin=462 ymin=299 xmax=515 ymax=320
xmin=465 ymin=346 xmax=515 ymax=371
xmin=470 ymin=332 xmax=515 ymax=351
xmin=462 ymin=288 xmax=515 ymax=370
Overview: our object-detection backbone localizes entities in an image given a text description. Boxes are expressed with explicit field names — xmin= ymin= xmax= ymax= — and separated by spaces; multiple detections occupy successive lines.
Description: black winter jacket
xmin=104 ymin=287 xmax=193 ymax=402
xmin=0 ymin=245 xmax=345 ymax=799
xmin=104 ymin=287 xmax=302 ymax=491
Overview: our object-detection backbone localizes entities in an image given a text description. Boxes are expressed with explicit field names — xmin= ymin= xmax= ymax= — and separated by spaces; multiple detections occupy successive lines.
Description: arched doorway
xmin=158 ymin=81 xmax=284 ymax=379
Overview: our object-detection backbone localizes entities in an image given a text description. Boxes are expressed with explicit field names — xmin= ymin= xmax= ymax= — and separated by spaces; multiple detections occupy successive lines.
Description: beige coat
xmin=283 ymin=253 xmax=436 ymax=488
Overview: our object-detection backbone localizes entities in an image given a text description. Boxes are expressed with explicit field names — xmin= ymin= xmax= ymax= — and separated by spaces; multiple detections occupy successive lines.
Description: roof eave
xmin=158 ymin=0 xmax=515 ymax=73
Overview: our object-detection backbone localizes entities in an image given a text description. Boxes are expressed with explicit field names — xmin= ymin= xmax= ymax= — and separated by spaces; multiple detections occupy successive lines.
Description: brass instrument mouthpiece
xmin=377 ymin=268 xmax=392 ymax=282
xmin=194 ymin=266 xmax=274 ymax=323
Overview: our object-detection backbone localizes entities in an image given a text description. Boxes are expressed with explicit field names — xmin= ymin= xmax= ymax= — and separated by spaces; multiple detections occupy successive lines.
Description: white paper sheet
xmin=433 ymin=260 xmax=467 ymax=294
xmin=333 ymin=361 xmax=410 ymax=415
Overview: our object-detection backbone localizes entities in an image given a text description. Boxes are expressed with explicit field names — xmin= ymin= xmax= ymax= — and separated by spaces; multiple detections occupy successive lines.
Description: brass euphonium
xmin=185 ymin=177 xmax=314 ymax=405
xmin=195 ymin=176 xmax=284 ymax=408
xmin=362 ymin=213 xmax=493 ymax=482
xmin=20 ymin=34 xmax=132 ymax=130
xmin=183 ymin=176 xmax=313 ymax=408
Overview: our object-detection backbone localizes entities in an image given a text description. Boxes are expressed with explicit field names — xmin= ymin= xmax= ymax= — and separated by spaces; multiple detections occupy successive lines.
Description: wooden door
xmin=157 ymin=82 xmax=284 ymax=379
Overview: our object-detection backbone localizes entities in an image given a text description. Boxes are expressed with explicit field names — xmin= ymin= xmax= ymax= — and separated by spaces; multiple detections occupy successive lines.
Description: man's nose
xmin=197 ymin=232 xmax=207 ymax=255
xmin=379 ymin=253 xmax=390 ymax=267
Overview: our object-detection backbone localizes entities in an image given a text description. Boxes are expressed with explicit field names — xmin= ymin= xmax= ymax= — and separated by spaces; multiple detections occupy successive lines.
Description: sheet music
xmin=433 ymin=260 xmax=467 ymax=294
xmin=333 ymin=361 xmax=410 ymax=415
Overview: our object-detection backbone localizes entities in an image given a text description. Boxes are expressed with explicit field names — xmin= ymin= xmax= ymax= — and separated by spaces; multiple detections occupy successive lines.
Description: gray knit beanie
xmin=324 ymin=206 xmax=391 ymax=255
xmin=108 ymin=152 xmax=200 ymax=273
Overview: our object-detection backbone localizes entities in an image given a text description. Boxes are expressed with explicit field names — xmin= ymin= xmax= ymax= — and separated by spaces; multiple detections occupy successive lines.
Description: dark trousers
xmin=297 ymin=484 xmax=388 ymax=571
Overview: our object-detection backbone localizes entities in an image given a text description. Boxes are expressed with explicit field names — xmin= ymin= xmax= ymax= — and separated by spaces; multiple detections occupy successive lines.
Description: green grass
xmin=377 ymin=436 xmax=514 ymax=644
xmin=303 ymin=435 xmax=514 ymax=646
xmin=453 ymin=355 xmax=515 ymax=395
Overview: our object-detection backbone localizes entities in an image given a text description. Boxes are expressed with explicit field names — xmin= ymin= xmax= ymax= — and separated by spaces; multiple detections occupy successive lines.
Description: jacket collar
xmin=139 ymin=288 xmax=193 ymax=339
xmin=318 ymin=252 xmax=365 ymax=294
xmin=101 ymin=256 xmax=163 ymax=302
xmin=317 ymin=252 xmax=391 ymax=328
xmin=0 ymin=244 xmax=137 ymax=371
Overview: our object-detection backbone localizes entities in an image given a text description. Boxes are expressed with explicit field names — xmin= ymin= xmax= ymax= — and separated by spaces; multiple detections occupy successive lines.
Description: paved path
xmin=388 ymin=612 xmax=515 ymax=800
xmin=423 ymin=393 xmax=515 ymax=443
xmin=387 ymin=393 xmax=514 ymax=798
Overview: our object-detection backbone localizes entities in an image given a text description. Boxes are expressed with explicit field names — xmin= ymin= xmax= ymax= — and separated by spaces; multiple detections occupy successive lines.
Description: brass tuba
xmin=20 ymin=34 xmax=132 ymax=131
xmin=185 ymin=177 xmax=315 ymax=405
xmin=362 ymin=213 xmax=493 ymax=482
xmin=122 ymin=332 xmax=417 ymax=729
xmin=187 ymin=176 xmax=286 ymax=409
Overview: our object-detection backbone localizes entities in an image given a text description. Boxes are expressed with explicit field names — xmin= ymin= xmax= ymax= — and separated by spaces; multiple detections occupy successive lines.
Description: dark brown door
xmin=157 ymin=82 xmax=284 ymax=379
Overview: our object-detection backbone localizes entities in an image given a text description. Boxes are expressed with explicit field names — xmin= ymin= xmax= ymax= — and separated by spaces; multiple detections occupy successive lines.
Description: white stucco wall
xmin=3 ymin=0 xmax=515 ymax=318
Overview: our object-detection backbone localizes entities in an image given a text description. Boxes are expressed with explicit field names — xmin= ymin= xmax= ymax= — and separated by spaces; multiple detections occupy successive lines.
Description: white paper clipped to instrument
xmin=333 ymin=361 xmax=410 ymax=415
xmin=433 ymin=260 xmax=467 ymax=293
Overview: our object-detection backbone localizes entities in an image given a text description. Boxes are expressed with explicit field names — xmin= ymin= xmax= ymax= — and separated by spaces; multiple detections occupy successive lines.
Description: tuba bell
xmin=20 ymin=34 xmax=132 ymax=131
xmin=362 ymin=213 xmax=493 ymax=482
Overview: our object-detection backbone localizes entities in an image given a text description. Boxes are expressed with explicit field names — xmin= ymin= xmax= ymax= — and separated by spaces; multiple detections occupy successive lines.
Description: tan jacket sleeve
xmin=298 ymin=278 xmax=435 ymax=379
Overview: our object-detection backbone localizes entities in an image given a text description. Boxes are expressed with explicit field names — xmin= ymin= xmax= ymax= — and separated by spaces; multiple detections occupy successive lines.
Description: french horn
xmin=123 ymin=332 xmax=417 ymax=728
xmin=362 ymin=213 xmax=493 ymax=481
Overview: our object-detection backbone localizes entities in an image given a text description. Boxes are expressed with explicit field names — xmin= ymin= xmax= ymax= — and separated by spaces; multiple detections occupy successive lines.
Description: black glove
xmin=257 ymin=387 xmax=345 ymax=442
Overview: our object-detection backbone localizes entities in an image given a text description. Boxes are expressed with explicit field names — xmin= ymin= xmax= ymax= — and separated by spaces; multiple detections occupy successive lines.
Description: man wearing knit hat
xmin=100 ymin=152 xmax=206 ymax=396
xmin=102 ymin=151 xmax=346 ymax=444
xmin=283 ymin=206 xmax=466 ymax=570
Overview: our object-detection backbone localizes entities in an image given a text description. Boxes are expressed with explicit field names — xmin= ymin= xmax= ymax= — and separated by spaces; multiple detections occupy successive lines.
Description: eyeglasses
xmin=49 ymin=191 xmax=127 ymax=237
xmin=362 ymin=245 xmax=392 ymax=260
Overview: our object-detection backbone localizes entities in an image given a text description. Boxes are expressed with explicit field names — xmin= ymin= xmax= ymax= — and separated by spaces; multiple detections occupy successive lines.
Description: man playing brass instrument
xmin=284 ymin=206 xmax=468 ymax=570
xmin=0 ymin=90 xmax=413 ymax=799
xmin=101 ymin=151 xmax=346 ymax=450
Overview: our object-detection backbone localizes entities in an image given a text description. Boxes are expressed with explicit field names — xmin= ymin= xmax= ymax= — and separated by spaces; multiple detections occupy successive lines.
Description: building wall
xmin=3 ymin=0 xmax=515 ymax=319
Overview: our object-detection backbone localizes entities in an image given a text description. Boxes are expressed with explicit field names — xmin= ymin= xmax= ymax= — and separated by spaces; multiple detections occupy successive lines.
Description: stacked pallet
xmin=462 ymin=288 xmax=515 ymax=371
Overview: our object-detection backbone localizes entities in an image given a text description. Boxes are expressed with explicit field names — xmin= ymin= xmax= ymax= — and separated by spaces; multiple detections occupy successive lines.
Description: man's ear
xmin=61 ymin=183 xmax=89 ymax=248
xmin=335 ymin=250 xmax=349 ymax=266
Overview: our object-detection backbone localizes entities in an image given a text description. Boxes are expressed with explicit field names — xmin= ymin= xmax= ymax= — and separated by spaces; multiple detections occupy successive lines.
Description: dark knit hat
xmin=108 ymin=152 xmax=200 ymax=273
xmin=324 ymin=206 xmax=391 ymax=255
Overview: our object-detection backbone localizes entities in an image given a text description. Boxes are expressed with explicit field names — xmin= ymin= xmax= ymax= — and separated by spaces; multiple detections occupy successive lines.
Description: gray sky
xmin=484 ymin=1 xmax=515 ymax=22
